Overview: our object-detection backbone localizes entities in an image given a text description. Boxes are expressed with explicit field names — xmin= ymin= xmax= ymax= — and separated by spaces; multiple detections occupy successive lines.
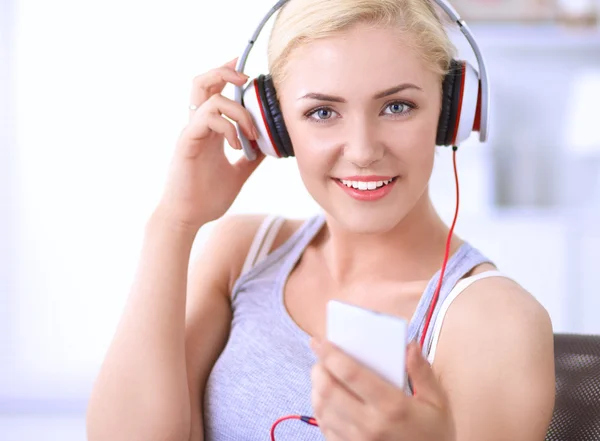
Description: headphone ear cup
xmin=436 ymin=59 xmax=462 ymax=146
xmin=259 ymin=75 xmax=294 ymax=157
xmin=437 ymin=59 xmax=481 ymax=147
xmin=242 ymin=77 xmax=281 ymax=158
xmin=453 ymin=62 xmax=480 ymax=145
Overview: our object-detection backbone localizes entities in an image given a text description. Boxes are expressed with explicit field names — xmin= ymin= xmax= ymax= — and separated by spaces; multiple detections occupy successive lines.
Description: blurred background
xmin=1 ymin=0 xmax=600 ymax=439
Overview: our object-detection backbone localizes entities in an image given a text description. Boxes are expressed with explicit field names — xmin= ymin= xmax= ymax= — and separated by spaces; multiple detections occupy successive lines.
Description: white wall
xmin=2 ymin=1 xmax=600 ymax=434
xmin=0 ymin=0 xmax=20 ymax=413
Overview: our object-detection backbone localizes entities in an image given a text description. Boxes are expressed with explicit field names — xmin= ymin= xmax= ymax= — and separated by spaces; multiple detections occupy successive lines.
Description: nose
xmin=342 ymin=118 xmax=385 ymax=168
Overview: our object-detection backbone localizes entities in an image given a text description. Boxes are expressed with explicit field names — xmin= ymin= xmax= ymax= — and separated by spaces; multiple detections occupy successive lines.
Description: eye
xmin=303 ymin=100 xmax=416 ymax=124
xmin=383 ymin=101 xmax=414 ymax=115
xmin=306 ymin=107 xmax=339 ymax=122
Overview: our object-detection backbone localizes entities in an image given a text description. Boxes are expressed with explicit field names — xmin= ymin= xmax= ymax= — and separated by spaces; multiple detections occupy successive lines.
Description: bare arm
xmin=184 ymin=214 xmax=268 ymax=441
xmin=86 ymin=213 xmax=268 ymax=441
xmin=86 ymin=54 xmax=264 ymax=441
xmin=86 ymin=211 xmax=198 ymax=441
xmin=434 ymin=277 xmax=556 ymax=441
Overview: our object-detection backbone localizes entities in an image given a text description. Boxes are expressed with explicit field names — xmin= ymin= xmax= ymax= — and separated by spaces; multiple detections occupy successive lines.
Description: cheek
xmin=287 ymin=125 xmax=339 ymax=178
xmin=415 ymin=149 xmax=436 ymax=188
xmin=405 ymin=139 xmax=436 ymax=185
xmin=295 ymin=147 xmax=339 ymax=201
xmin=398 ymin=112 xmax=439 ymax=167
xmin=296 ymin=146 xmax=336 ymax=176
xmin=386 ymin=121 xmax=437 ymax=193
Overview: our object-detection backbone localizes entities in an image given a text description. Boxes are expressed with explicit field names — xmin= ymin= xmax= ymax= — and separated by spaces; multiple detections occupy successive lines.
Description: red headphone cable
xmin=270 ymin=146 xmax=461 ymax=439
xmin=420 ymin=145 xmax=460 ymax=348
xmin=412 ymin=145 xmax=460 ymax=395
xmin=270 ymin=415 xmax=318 ymax=440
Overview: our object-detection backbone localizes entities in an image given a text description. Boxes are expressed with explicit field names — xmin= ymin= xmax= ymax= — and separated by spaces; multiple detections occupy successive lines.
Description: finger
xmin=192 ymin=57 xmax=249 ymax=97
xmin=225 ymin=56 xmax=246 ymax=77
xmin=406 ymin=341 xmax=445 ymax=405
xmin=188 ymin=94 xmax=258 ymax=144
xmin=320 ymin=425 xmax=357 ymax=441
xmin=314 ymin=339 xmax=401 ymax=405
xmin=320 ymin=427 xmax=347 ymax=441
xmin=225 ymin=57 xmax=239 ymax=68
xmin=225 ymin=57 xmax=250 ymax=77
xmin=206 ymin=114 xmax=243 ymax=150
xmin=178 ymin=112 xmax=249 ymax=159
xmin=311 ymin=363 xmax=363 ymax=419
xmin=231 ymin=150 xmax=265 ymax=184
xmin=175 ymin=113 xmax=237 ymax=159
xmin=188 ymin=63 xmax=250 ymax=120
xmin=311 ymin=364 xmax=363 ymax=440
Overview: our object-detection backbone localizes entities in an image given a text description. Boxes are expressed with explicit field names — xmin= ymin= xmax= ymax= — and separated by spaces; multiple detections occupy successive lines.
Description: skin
xmin=266 ymin=22 xmax=556 ymax=441
xmin=86 ymin=20 xmax=556 ymax=441
xmin=278 ymin=22 xmax=456 ymax=282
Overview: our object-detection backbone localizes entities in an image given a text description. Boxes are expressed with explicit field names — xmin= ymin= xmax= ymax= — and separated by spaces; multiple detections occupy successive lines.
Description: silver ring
xmin=189 ymin=104 xmax=199 ymax=111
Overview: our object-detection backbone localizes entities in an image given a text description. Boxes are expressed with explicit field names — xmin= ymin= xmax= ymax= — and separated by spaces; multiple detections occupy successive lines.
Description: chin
xmin=323 ymin=190 xmax=412 ymax=235
xmin=305 ymin=176 xmax=420 ymax=234
xmin=329 ymin=211 xmax=405 ymax=235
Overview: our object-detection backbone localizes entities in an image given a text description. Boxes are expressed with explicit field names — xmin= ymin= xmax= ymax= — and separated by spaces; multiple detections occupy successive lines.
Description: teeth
xmin=340 ymin=178 xmax=394 ymax=190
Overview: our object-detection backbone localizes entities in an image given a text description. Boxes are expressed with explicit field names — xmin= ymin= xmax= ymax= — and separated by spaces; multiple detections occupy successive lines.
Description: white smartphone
xmin=326 ymin=299 xmax=408 ymax=389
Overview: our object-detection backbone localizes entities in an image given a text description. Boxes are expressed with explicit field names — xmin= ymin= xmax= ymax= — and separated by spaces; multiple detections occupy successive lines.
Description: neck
xmin=318 ymin=191 xmax=462 ymax=287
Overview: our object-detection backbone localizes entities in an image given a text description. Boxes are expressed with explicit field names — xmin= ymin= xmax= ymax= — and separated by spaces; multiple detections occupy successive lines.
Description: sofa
xmin=546 ymin=333 xmax=600 ymax=440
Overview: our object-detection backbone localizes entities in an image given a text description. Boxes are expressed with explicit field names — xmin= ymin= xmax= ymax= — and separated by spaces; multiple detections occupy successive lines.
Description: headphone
xmin=233 ymin=0 xmax=490 ymax=161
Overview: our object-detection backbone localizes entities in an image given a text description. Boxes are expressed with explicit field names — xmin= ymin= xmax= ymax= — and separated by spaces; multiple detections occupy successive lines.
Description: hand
xmin=156 ymin=57 xmax=265 ymax=231
xmin=310 ymin=338 xmax=455 ymax=441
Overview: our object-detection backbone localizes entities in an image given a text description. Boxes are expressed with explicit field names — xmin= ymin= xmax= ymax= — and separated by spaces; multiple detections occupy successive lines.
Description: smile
xmin=337 ymin=177 xmax=396 ymax=191
xmin=333 ymin=176 xmax=399 ymax=202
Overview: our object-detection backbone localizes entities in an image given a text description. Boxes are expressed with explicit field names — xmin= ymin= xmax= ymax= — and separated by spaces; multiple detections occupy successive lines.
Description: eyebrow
xmin=298 ymin=83 xmax=423 ymax=102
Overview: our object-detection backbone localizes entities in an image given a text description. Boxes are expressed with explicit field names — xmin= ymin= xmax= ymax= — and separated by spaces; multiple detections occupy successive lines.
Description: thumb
xmin=406 ymin=341 xmax=444 ymax=404
xmin=232 ymin=151 xmax=265 ymax=184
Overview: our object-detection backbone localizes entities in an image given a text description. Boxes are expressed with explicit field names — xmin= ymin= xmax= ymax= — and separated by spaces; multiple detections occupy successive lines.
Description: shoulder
xmin=433 ymin=275 xmax=555 ymax=439
xmin=436 ymin=274 xmax=553 ymax=359
xmin=197 ymin=214 xmax=306 ymax=293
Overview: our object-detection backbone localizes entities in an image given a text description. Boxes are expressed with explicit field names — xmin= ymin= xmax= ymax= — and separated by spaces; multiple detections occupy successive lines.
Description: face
xmin=277 ymin=23 xmax=443 ymax=234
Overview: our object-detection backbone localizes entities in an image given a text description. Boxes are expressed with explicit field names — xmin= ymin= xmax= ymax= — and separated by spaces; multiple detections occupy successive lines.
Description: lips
xmin=337 ymin=177 xmax=397 ymax=191
xmin=332 ymin=175 xmax=399 ymax=202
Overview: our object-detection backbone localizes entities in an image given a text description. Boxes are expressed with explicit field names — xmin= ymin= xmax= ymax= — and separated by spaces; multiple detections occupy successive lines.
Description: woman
xmin=86 ymin=0 xmax=556 ymax=440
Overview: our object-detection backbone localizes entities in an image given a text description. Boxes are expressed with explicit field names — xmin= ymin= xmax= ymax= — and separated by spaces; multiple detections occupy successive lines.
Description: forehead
xmin=280 ymin=24 xmax=437 ymax=98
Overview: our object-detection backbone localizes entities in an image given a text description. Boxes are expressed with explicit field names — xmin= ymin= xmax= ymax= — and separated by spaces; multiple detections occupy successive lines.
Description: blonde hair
xmin=267 ymin=0 xmax=457 ymax=90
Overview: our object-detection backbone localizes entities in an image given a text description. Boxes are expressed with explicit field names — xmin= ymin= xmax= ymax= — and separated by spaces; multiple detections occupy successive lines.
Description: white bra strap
xmin=240 ymin=215 xmax=284 ymax=276
xmin=254 ymin=216 xmax=285 ymax=267
xmin=426 ymin=270 xmax=506 ymax=364
xmin=241 ymin=215 xmax=277 ymax=276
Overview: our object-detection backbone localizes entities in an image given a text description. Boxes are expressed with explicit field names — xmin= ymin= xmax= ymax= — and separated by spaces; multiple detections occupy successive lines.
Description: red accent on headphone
xmin=253 ymin=78 xmax=282 ymax=158
xmin=450 ymin=63 xmax=467 ymax=146
xmin=472 ymin=82 xmax=482 ymax=133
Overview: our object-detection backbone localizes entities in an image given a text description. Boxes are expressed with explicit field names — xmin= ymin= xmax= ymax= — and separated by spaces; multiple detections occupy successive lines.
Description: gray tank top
xmin=203 ymin=213 xmax=496 ymax=440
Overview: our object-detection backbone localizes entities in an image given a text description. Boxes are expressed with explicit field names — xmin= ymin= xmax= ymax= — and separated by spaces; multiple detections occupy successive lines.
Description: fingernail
xmin=252 ymin=127 xmax=259 ymax=139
